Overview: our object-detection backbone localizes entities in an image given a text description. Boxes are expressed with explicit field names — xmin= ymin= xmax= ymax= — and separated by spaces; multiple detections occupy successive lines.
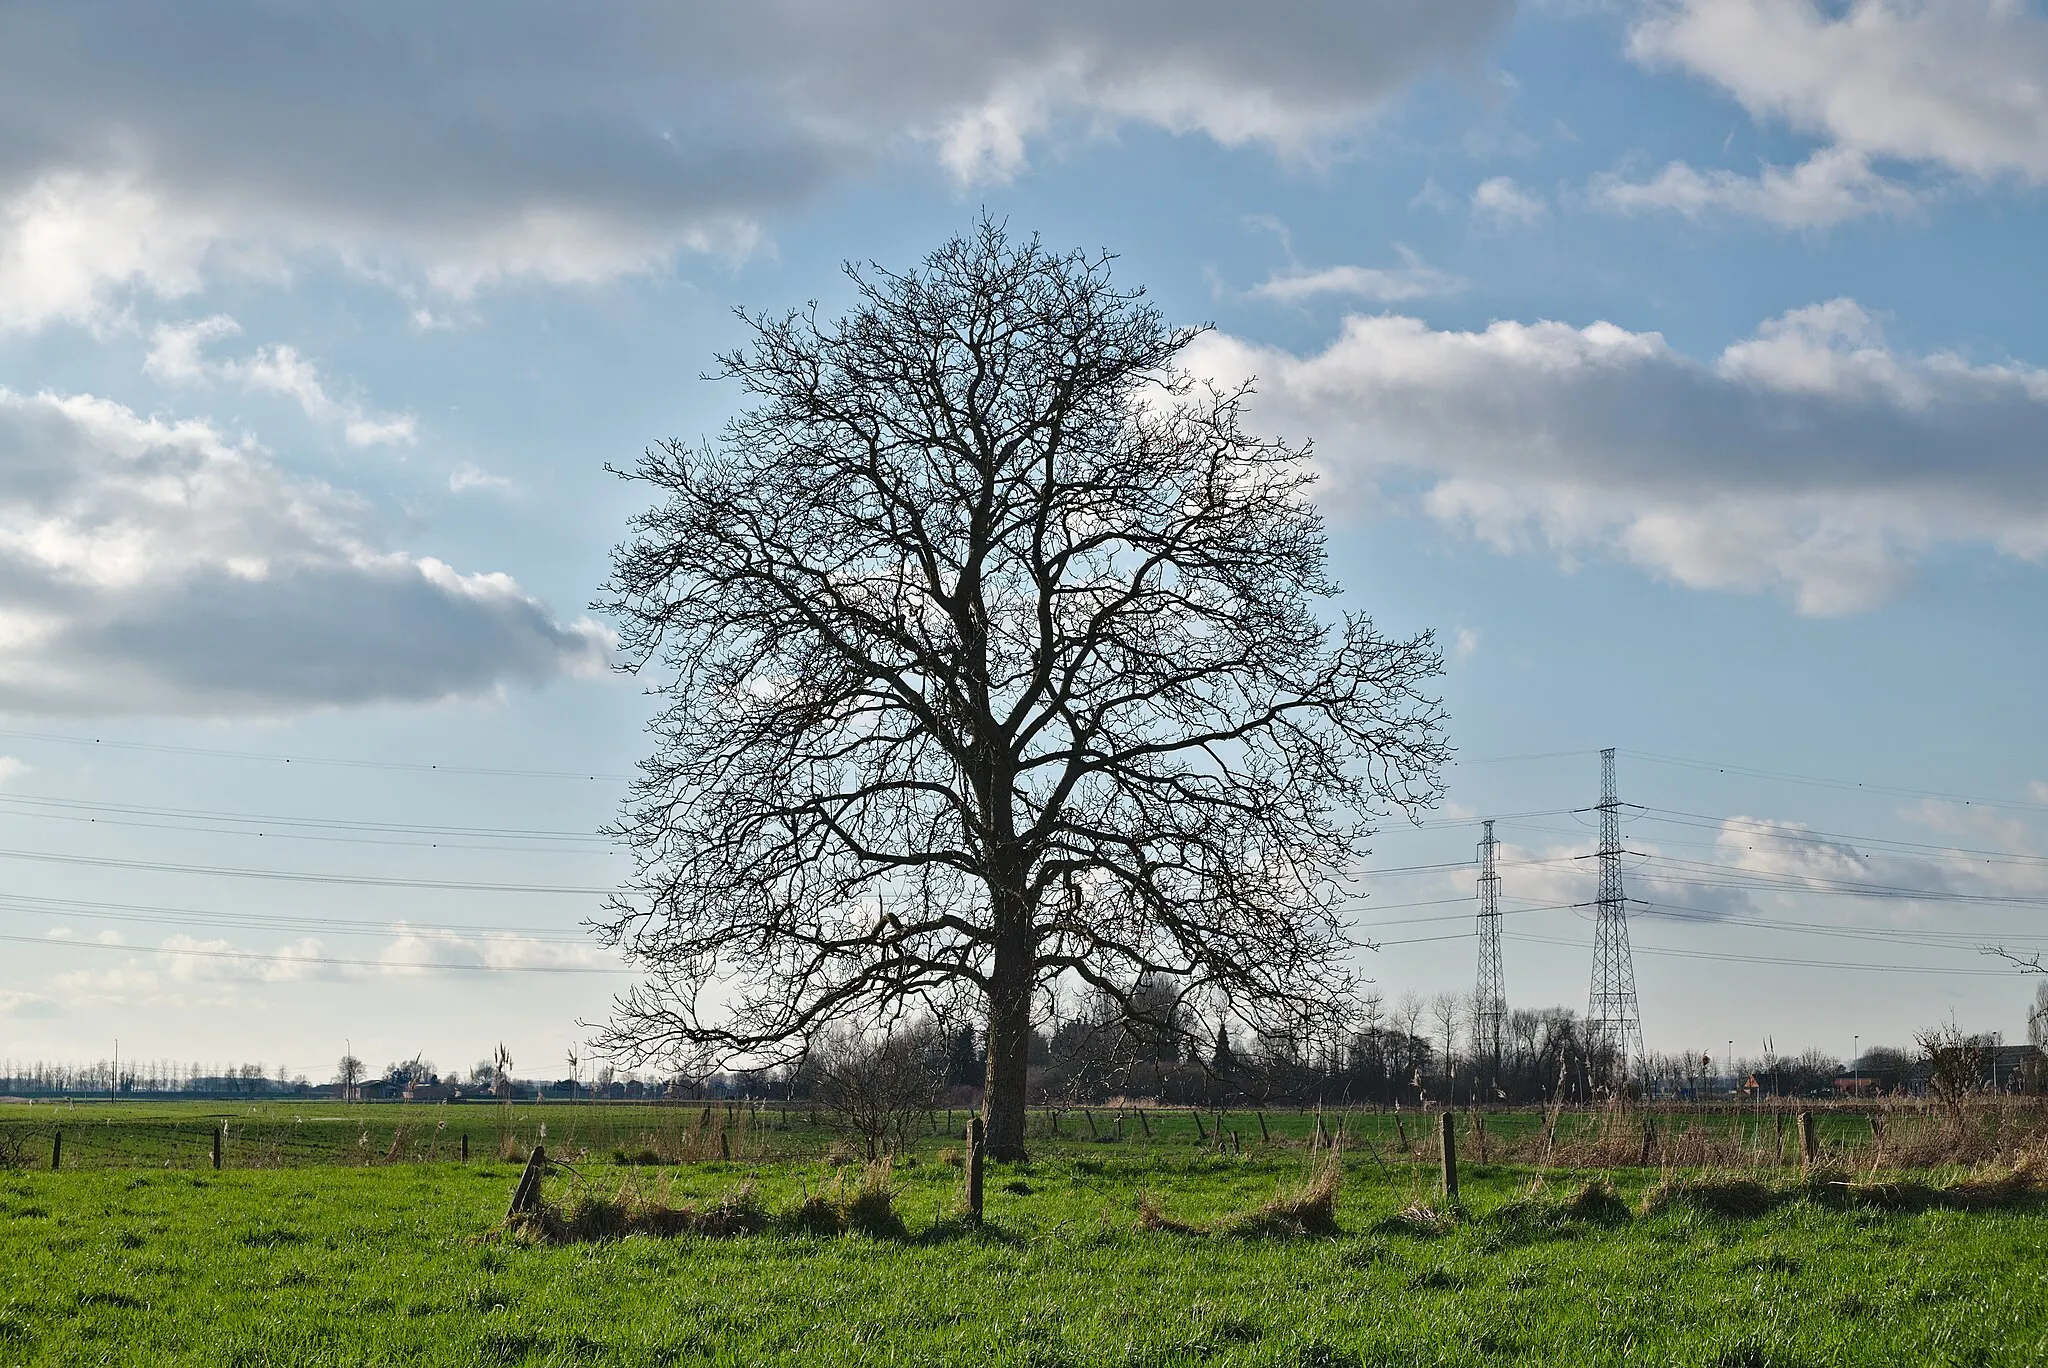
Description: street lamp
xmin=1853 ymin=1034 xmax=1859 ymax=1097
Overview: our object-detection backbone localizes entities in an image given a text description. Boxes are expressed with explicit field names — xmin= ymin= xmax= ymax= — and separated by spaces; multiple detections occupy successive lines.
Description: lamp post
xmin=1853 ymin=1034 xmax=1859 ymax=1097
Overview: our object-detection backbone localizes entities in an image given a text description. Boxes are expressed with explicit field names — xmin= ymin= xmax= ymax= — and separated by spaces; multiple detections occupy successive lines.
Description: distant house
xmin=403 ymin=1081 xmax=458 ymax=1102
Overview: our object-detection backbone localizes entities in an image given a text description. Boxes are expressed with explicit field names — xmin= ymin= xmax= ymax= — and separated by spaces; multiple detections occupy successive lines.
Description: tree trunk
xmin=982 ymin=915 xmax=1034 ymax=1160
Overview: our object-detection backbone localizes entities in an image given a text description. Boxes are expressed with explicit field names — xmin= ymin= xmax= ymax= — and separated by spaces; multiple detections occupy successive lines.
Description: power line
xmin=0 ymin=929 xmax=628 ymax=975
xmin=0 ymin=791 xmax=613 ymax=843
xmin=1622 ymin=748 xmax=2048 ymax=816
xmin=0 ymin=891 xmax=590 ymax=943
xmin=0 ymin=846 xmax=620 ymax=895
xmin=1509 ymin=930 xmax=2016 ymax=978
xmin=0 ymin=727 xmax=631 ymax=782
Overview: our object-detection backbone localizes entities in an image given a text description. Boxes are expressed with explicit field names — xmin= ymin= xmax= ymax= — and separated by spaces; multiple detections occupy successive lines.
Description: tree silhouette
xmin=594 ymin=220 xmax=1447 ymax=1157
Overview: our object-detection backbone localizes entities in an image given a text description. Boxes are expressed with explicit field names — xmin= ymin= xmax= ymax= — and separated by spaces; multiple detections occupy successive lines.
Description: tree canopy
xmin=594 ymin=220 xmax=1447 ymax=1155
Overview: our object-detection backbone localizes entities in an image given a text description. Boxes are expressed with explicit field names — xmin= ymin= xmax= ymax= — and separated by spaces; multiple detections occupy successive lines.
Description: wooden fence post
xmin=212 ymin=1125 xmax=223 ymax=1171
xmin=461 ymin=1133 xmax=469 ymax=1163
xmin=1394 ymin=1112 xmax=1408 ymax=1153
xmin=50 ymin=1130 xmax=60 ymax=1171
xmin=1439 ymin=1111 xmax=1458 ymax=1203
xmin=1137 ymin=1109 xmax=1150 ymax=1138
xmin=505 ymin=1146 xmax=547 ymax=1221
xmin=1083 ymin=1109 xmax=1097 ymax=1139
xmin=965 ymin=1116 xmax=985 ymax=1223
xmin=1255 ymin=1111 xmax=1270 ymax=1144
xmin=1798 ymin=1111 xmax=1818 ymax=1167
xmin=1192 ymin=1111 xmax=1207 ymax=1142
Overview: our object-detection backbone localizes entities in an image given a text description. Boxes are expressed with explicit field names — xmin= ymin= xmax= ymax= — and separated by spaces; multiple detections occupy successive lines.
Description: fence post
xmin=461 ymin=1133 xmax=469 ymax=1163
xmin=1083 ymin=1109 xmax=1097 ymax=1139
xmin=1255 ymin=1111 xmax=1270 ymax=1144
xmin=50 ymin=1130 xmax=60 ymax=1171
xmin=1192 ymin=1111 xmax=1207 ymax=1142
xmin=1439 ymin=1111 xmax=1458 ymax=1203
xmin=212 ymin=1125 xmax=223 ymax=1171
xmin=1798 ymin=1111 xmax=1817 ymax=1167
xmin=1137 ymin=1109 xmax=1150 ymax=1139
xmin=505 ymin=1145 xmax=547 ymax=1222
xmin=965 ymin=1116 xmax=985 ymax=1223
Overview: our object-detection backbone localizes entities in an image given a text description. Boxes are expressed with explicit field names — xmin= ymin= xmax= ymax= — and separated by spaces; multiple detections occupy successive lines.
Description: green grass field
xmin=3 ymin=1116 xmax=2045 ymax=1366
xmin=0 ymin=1097 xmax=1907 ymax=1171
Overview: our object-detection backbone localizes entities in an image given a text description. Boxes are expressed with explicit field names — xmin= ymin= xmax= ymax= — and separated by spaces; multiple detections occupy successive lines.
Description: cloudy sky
xmin=1 ymin=0 xmax=2045 ymax=1083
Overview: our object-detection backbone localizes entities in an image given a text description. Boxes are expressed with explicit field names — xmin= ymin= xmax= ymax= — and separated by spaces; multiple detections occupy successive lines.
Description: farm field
xmin=0 ymin=1097 xmax=1947 ymax=1171
xmin=2 ymin=1117 xmax=2046 ymax=1366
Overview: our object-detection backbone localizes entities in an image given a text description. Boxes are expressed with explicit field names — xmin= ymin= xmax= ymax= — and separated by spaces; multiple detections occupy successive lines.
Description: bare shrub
xmin=812 ymin=1026 xmax=946 ymax=1161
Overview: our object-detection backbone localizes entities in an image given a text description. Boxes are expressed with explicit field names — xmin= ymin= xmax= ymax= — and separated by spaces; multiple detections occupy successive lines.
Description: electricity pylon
xmin=1586 ymin=748 xmax=1644 ymax=1082
xmin=1474 ymin=819 xmax=1506 ymax=1091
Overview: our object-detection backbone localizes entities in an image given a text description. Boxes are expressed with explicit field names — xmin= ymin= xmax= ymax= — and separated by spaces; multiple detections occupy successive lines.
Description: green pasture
xmin=1 ymin=1141 xmax=2044 ymax=1366
xmin=0 ymin=1098 xmax=1900 ymax=1171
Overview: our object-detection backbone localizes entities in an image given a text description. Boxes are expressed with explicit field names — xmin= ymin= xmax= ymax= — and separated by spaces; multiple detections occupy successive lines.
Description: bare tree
xmin=1427 ymin=990 xmax=1461 ymax=1099
xmin=336 ymin=1053 xmax=363 ymax=1102
xmin=812 ymin=1026 xmax=947 ymax=1161
xmin=594 ymin=221 xmax=1447 ymax=1157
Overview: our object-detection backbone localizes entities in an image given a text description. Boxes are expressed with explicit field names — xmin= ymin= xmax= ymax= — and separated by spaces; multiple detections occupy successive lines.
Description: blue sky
xmin=0 ymin=0 xmax=2044 ymax=1083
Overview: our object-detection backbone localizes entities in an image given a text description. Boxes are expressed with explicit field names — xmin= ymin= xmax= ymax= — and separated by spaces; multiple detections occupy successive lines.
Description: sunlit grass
xmin=2 ymin=1148 xmax=2045 ymax=1365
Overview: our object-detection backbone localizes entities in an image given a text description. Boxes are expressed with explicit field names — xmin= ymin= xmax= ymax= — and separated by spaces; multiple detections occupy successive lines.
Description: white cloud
xmin=0 ymin=2 xmax=1512 ymax=325
xmin=377 ymin=927 xmax=612 ymax=977
xmin=0 ymin=387 xmax=608 ymax=713
xmin=1591 ymin=145 xmax=1922 ymax=229
xmin=1630 ymin=0 xmax=2048 ymax=184
xmin=448 ymin=462 xmax=515 ymax=496
xmin=1453 ymin=627 xmax=1480 ymax=662
xmin=1471 ymin=175 xmax=1546 ymax=226
xmin=0 ymin=990 xmax=58 ymax=1019
xmin=0 ymin=756 xmax=29 ymax=785
xmin=2030 ymin=781 xmax=2048 ymax=804
xmin=1185 ymin=299 xmax=2048 ymax=614
xmin=0 ymin=171 xmax=217 ymax=333
xmin=145 ymin=316 xmax=415 ymax=447
xmin=1249 ymin=246 xmax=1466 ymax=305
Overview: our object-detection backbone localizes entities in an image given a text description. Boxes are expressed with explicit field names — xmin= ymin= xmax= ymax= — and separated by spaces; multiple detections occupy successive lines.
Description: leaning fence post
xmin=212 ymin=1125 xmax=223 ymax=1171
xmin=965 ymin=1116 xmax=985 ymax=1223
xmin=1255 ymin=1111 xmax=1270 ymax=1144
xmin=505 ymin=1145 xmax=547 ymax=1222
xmin=1136 ymin=1108 xmax=1150 ymax=1139
xmin=1192 ymin=1111 xmax=1207 ymax=1142
xmin=50 ymin=1130 xmax=60 ymax=1171
xmin=1439 ymin=1111 xmax=1458 ymax=1203
xmin=1798 ymin=1111 xmax=1818 ymax=1167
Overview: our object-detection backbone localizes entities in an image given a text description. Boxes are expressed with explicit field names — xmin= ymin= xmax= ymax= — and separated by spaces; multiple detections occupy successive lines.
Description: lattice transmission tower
xmin=1473 ymin=819 xmax=1506 ymax=1091
xmin=1586 ymin=748 xmax=1644 ymax=1081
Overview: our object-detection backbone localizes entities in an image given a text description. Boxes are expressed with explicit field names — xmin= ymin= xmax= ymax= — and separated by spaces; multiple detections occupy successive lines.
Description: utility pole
xmin=1585 ymin=748 xmax=1644 ymax=1085
xmin=1474 ymin=820 xmax=1506 ymax=1095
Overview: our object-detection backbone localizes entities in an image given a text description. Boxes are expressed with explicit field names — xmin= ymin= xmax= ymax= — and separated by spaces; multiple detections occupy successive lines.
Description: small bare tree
xmin=595 ymin=221 xmax=1447 ymax=1157
xmin=812 ymin=1027 xmax=947 ymax=1161
xmin=1917 ymin=1021 xmax=1989 ymax=1121
xmin=337 ymin=1053 xmax=363 ymax=1103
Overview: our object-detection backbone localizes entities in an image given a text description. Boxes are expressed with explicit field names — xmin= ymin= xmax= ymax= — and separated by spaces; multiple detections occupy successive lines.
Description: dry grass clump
xmin=1137 ymin=1153 xmax=1342 ymax=1238
xmin=1639 ymin=1174 xmax=1782 ymax=1219
xmin=513 ymin=1178 xmax=768 ymax=1244
xmin=783 ymin=1159 xmax=906 ymax=1238
xmin=1556 ymin=1178 xmax=1630 ymax=1224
